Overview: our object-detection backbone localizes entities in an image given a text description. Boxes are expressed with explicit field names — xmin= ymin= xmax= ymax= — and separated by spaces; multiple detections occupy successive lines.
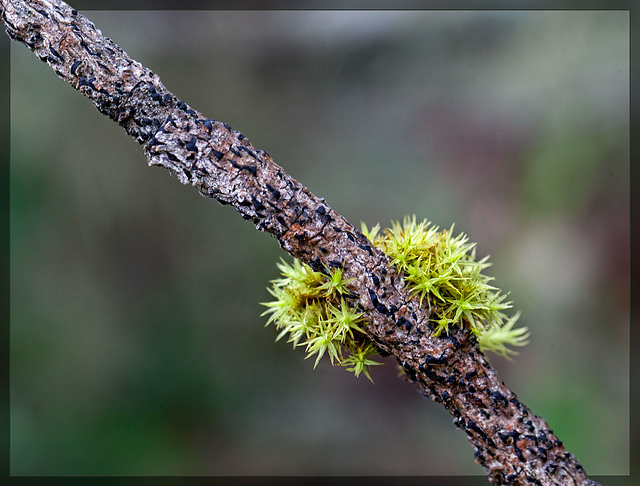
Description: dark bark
xmin=2 ymin=1 xmax=601 ymax=484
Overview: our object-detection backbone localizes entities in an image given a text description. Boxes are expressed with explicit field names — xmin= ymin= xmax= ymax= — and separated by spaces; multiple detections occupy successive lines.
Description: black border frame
xmin=2 ymin=1 xmax=635 ymax=484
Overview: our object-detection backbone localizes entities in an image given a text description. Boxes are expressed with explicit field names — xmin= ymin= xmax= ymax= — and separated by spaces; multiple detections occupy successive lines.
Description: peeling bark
xmin=2 ymin=1 xmax=601 ymax=484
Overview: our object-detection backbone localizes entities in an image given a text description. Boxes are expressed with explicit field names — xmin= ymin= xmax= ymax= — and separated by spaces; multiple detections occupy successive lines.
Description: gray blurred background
xmin=10 ymin=10 xmax=628 ymax=476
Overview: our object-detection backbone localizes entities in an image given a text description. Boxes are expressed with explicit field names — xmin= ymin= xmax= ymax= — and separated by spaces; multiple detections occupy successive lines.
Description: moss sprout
xmin=262 ymin=258 xmax=380 ymax=381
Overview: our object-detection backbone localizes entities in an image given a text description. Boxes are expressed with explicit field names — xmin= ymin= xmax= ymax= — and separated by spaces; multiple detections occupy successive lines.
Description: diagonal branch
xmin=2 ymin=1 xmax=600 ymax=484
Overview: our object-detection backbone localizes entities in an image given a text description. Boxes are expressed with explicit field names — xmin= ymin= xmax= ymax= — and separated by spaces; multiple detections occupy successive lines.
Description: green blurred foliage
xmin=10 ymin=10 xmax=628 ymax=476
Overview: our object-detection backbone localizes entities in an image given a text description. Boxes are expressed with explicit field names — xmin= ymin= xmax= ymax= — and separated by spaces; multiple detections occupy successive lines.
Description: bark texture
xmin=2 ymin=2 xmax=601 ymax=484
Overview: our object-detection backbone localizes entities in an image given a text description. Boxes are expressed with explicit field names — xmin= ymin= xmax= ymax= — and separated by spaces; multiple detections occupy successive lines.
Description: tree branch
xmin=2 ymin=1 xmax=601 ymax=484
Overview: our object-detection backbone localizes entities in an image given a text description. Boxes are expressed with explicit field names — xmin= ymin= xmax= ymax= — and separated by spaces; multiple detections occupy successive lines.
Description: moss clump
xmin=263 ymin=215 xmax=529 ymax=381
xmin=262 ymin=259 xmax=381 ymax=382
xmin=363 ymin=216 xmax=529 ymax=353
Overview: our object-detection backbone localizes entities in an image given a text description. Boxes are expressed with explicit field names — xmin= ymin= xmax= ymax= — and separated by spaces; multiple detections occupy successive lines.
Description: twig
xmin=1 ymin=1 xmax=600 ymax=484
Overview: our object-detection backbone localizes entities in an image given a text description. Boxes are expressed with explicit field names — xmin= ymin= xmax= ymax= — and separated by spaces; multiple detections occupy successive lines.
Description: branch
xmin=2 ymin=2 xmax=600 ymax=484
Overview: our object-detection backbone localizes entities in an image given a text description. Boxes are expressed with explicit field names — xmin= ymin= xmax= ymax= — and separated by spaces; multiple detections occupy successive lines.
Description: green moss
xmin=262 ymin=258 xmax=380 ymax=382
xmin=263 ymin=215 xmax=529 ymax=381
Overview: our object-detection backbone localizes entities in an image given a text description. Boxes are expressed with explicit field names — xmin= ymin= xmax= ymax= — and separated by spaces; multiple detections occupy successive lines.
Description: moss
xmin=263 ymin=216 xmax=529 ymax=382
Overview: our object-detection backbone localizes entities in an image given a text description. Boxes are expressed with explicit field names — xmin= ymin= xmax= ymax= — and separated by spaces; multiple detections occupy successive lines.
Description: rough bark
xmin=2 ymin=1 xmax=601 ymax=484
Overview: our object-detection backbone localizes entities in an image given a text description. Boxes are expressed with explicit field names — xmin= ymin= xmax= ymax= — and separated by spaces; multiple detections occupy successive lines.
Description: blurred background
xmin=9 ymin=10 xmax=628 ymax=477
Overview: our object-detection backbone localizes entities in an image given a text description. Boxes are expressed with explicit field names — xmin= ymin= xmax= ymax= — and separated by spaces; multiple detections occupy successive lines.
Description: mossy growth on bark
xmin=263 ymin=216 xmax=529 ymax=381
